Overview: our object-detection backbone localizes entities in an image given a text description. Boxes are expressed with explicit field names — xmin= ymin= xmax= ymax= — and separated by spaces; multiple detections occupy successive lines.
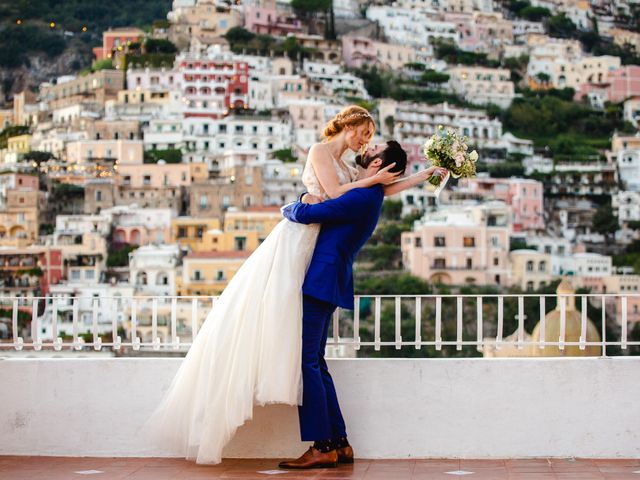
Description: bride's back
xmin=302 ymin=143 xmax=358 ymax=199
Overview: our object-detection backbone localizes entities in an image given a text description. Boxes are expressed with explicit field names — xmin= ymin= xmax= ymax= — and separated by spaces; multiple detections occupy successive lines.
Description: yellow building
xmin=171 ymin=207 xmax=283 ymax=254
xmin=177 ymin=251 xmax=252 ymax=296
xmin=7 ymin=134 xmax=31 ymax=154
xmin=217 ymin=208 xmax=282 ymax=252
xmin=171 ymin=217 xmax=222 ymax=252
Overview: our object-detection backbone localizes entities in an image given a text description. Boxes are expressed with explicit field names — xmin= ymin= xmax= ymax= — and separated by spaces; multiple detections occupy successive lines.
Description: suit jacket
xmin=281 ymin=185 xmax=384 ymax=309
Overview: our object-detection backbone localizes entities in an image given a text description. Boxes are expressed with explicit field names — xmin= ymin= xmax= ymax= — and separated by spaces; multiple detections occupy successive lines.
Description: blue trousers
xmin=298 ymin=294 xmax=347 ymax=442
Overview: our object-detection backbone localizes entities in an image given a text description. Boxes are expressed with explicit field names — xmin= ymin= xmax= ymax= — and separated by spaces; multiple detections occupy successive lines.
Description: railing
xmin=0 ymin=293 xmax=639 ymax=355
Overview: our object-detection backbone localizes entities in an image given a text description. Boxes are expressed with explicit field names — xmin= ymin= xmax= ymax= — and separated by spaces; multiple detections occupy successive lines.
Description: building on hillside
xmin=93 ymin=27 xmax=144 ymax=61
xmin=0 ymin=173 xmax=40 ymax=248
xmin=401 ymin=202 xmax=511 ymax=286
xmin=177 ymin=251 xmax=252 ymax=295
xmin=509 ymin=249 xmax=553 ymax=291
xmin=176 ymin=47 xmax=249 ymax=118
xmin=39 ymin=71 xmax=125 ymax=110
xmin=447 ymin=66 xmax=515 ymax=108
xmin=456 ymin=176 xmax=544 ymax=232
xmin=129 ymin=244 xmax=181 ymax=296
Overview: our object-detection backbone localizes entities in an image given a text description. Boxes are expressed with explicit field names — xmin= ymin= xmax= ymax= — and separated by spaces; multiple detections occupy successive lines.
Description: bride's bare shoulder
xmin=308 ymin=143 xmax=332 ymax=166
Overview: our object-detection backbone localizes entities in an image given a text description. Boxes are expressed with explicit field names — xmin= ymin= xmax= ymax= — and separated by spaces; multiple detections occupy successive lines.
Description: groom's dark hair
xmin=378 ymin=140 xmax=407 ymax=174
xmin=357 ymin=141 xmax=407 ymax=175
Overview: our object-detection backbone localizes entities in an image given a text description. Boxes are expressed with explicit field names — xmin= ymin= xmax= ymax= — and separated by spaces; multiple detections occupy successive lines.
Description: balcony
xmin=1 ymin=293 xmax=639 ymax=466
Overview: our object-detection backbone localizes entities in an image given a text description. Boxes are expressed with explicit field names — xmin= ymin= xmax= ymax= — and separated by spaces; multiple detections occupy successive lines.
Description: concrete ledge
xmin=1 ymin=357 xmax=639 ymax=459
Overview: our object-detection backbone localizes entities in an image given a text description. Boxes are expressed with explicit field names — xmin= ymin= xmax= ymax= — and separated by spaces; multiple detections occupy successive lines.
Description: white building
xmin=129 ymin=244 xmax=181 ymax=296
xmin=126 ymin=67 xmax=182 ymax=91
xmin=379 ymin=99 xmax=503 ymax=148
xmin=572 ymin=252 xmax=613 ymax=277
xmin=303 ymin=61 xmax=369 ymax=98
xmin=143 ymin=117 xmax=185 ymax=151
xmin=614 ymin=191 xmax=640 ymax=223
xmin=42 ymin=283 xmax=136 ymax=339
xmin=261 ymin=160 xmax=306 ymax=206
xmin=54 ymin=214 xmax=112 ymax=242
xmin=447 ymin=66 xmax=515 ymax=109
xmin=366 ymin=7 xmax=459 ymax=56
xmin=613 ymin=148 xmax=640 ymax=191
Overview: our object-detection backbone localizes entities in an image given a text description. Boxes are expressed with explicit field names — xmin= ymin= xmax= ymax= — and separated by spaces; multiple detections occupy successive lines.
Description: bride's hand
xmin=374 ymin=163 xmax=403 ymax=185
xmin=301 ymin=193 xmax=322 ymax=204
xmin=421 ymin=166 xmax=449 ymax=182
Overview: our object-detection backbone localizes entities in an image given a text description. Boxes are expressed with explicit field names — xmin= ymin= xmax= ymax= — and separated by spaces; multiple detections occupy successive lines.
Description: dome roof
xmin=530 ymin=279 xmax=601 ymax=357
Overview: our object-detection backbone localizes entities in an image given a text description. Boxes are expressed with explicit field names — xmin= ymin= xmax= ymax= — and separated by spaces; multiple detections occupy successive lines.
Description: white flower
xmin=469 ymin=150 xmax=479 ymax=162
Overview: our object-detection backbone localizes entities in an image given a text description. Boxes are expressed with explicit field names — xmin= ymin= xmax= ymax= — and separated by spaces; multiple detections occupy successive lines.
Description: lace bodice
xmin=302 ymin=147 xmax=359 ymax=200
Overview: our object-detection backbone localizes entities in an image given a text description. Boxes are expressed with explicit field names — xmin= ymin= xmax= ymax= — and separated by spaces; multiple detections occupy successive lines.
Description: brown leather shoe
xmin=278 ymin=447 xmax=338 ymax=469
xmin=337 ymin=445 xmax=354 ymax=464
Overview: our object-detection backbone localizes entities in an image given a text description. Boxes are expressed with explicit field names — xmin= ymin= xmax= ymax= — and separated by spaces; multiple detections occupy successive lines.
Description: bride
xmin=147 ymin=105 xmax=444 ymax=464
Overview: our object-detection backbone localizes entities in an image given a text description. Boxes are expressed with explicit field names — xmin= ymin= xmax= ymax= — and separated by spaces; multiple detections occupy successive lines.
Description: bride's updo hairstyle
xmin=322 ymin=105 xmax=375 ymax=139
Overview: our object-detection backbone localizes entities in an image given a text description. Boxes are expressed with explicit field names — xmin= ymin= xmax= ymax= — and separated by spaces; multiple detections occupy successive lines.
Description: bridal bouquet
xmin=423 ymin=126 xmax=478 ymax=187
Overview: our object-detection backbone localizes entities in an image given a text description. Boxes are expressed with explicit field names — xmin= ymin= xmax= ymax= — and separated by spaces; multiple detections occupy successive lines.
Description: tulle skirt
xmin=146 ymin=219 xmax=320 ymax=464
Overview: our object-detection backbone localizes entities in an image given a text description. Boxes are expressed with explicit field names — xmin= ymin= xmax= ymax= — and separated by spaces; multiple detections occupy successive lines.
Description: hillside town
xmin=0 ymin=0 xmax=639 ymax=347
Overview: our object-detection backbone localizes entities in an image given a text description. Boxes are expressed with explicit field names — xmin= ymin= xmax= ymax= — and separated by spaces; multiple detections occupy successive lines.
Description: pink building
xmin=341 ymin=37 xmax=377 ymax=68
xmin=575 ymin=66 xmax=640 ymax=103
xmin=244 ymin=6 xmax=303 ymax=36
xmin=443 ymin=13 xmax=481 ymax=52
xmin=178 ymin=51 xmax=249 ymax=119
xmin=401 ymin=202 xmax=512 ymax=286
xmin=458 ymin=177 xmax=544 ymax=232
xmin=607 ymin=66 xmax=640 ymax=102
xmin=93 ymin=28 xmax=144 ymax=60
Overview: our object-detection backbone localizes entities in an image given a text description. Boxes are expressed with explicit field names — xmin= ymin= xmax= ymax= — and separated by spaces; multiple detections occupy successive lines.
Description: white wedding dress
xmin=146 ymin=154 xmax=358 ymax=464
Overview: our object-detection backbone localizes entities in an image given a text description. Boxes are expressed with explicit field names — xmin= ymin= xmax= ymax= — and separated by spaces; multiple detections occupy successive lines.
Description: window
xmin=539 ymin=261 xmax=546 ymax=272
xmin=199 ymin=195 xmax=207 ymax=209
xmin=85 ymin=270 xmax=95 ymax=280
xmin=434 ymin=236 xmax=446 ymax=247
xmin=196 ymin=227 xmax=204 ymax=239
xmin=235 ymin=236 xmax=247 ymax=251
xmin=526 ymin=260 xmax=534 ymax=272
xmin=143 ymin=175 xmax=151 ymax=185
xmin=216 ymin=270 xmax=225 ymax=281
xmin=434 ymin=258 xmax=446 ymax=269
xmin=219 ymin=124 xmax=227 ymax=133
xmin=193 ymin=270 xmax=202 ymax=281
xmin=493 ymin=257 xmax=499 ymax=266
xmin=178 ymin=227 xmax=187 ymax=238
xmin=463 ymin=236 xmax=475 ymax=247
xmin=414 ymin=237 xmax=422 ymax=247
xmin=526 ymin=281 xmax=534 ymax=292
xmin=466 ymin=258 xmax=473 ymax=269
xmin=71 ymin=270 xmax=81 ymax=281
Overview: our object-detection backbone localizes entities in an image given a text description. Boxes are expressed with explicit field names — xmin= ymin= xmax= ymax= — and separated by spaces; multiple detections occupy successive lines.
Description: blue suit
xmin=282 ymin=185 xmax=384 ymax=442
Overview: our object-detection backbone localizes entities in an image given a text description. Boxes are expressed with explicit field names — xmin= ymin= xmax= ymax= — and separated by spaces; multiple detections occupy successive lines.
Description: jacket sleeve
xmin=282 ymin=188 xmax=376 ymax=225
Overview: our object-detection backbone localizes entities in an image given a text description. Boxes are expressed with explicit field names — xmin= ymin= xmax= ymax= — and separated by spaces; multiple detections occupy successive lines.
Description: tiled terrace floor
xmin=1 ymin=457 xmax=640 ymax=480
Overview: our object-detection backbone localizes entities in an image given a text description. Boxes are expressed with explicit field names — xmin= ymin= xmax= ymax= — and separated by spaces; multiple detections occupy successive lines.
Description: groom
xmin=278 ymin=141 xmax=408 ymax=469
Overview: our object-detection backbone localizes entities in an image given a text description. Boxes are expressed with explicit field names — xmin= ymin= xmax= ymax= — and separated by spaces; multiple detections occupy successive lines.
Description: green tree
xmin=547 ymin=13 xmax=577 ymax=38
xmin=144 ymin=148 xmax=182 ymax=164
xmin=107 ymin=244 xmax=138 ymax=267
xmin=144 ymin=38 xmax=177 ymax=54
xmin=592 ymin=203 xmax=619 ymax=243
xmin=420 ymin=70 xmax=450 ymax=85
xmin=273 ymin=148 xmax=297 ymax=163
